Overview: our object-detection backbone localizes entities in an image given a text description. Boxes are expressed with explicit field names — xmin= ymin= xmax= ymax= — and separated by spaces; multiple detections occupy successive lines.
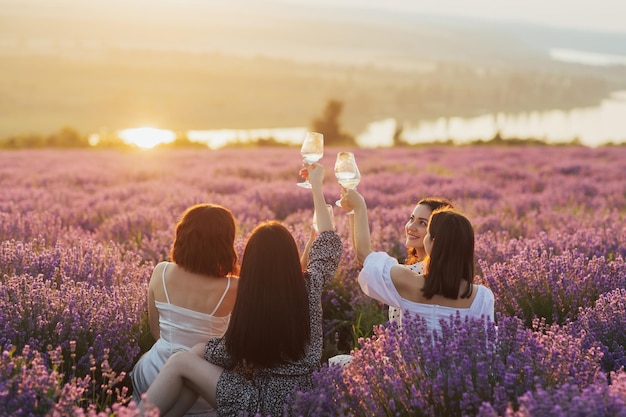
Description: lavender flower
xmin=1 ymin=146 xmax=625 ymax=414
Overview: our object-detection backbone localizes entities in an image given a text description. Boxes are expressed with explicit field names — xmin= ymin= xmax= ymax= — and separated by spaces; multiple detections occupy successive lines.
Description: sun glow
xmin=118 ymin=127 xmax=176 ymax=149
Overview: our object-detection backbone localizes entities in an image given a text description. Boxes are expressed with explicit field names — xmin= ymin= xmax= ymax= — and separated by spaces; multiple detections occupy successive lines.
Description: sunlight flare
xmin=118 ymin=127 xmax=176 ymax=149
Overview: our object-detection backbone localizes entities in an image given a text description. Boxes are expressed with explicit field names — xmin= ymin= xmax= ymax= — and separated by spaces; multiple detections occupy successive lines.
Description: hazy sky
xmin=280 ymin=0 xmax=626 ymax=34
xmin=2 ymin=0 xmax=625 ymax=35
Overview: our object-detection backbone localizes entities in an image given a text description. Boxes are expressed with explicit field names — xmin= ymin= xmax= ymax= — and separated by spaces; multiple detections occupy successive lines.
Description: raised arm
xmin=299 ymin=226 xmax=316 ymax=270
xmin=340 ymin=188 xmax=373 ymax=265
xmin=308 ymin=163 xmax=333 ymax=232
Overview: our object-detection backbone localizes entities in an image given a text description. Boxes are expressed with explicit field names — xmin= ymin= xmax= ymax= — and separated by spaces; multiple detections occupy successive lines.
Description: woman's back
xmin=151 ymin=261 xmax=237 ymax=317
xmin=358 ymin=252 xmax=494 ymax=332
xmin=392 ymin=266 xmax=476 ymax=307
xmin=153 ymin=261 xmax=236 ymax=348
xmin=396 ymin=284 xmax=494 ymax=332
xmin=132 ymin=262 xmax=238 ymax=414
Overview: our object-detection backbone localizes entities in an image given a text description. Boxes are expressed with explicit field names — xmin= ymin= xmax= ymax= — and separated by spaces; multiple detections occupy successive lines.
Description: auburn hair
xmin=225 ymin=221 xmax=310 ymax=368
xmin=422 ymin=208 xmax=474 ymax=300
xmin=170 ymin=204 xmax=239 ymax=277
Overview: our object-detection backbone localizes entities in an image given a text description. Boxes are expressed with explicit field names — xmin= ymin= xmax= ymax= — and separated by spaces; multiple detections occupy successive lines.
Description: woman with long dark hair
xmin=341 ymin=189 xmax=493 ymax=333
xmin=138 ymin=163 xmax=342 ymax=417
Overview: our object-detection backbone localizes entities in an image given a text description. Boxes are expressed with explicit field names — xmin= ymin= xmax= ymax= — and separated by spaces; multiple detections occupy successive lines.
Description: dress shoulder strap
xmin=161 ymin=262 xmax=171 ymax=304
xmin=209 ymin=276 xmax=231 ymax=316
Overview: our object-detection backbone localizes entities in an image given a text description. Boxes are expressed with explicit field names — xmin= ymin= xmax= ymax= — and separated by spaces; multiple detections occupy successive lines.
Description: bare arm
xmin=300 ymin=226 xmax=317 ymax=270
xmin=340 ymin=188 xmax=373 ymax=265
xmin=308 ymin=163 xmax=333 ymax=232
xmin=147 ymin=267 xmax=161 ymax=340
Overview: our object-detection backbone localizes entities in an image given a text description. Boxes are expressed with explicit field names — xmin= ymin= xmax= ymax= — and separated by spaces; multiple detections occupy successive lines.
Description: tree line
xmin=0 ymin=99 xmax=621 ymax=149
xmin=0 ymin=100 xmax=357 ymax=150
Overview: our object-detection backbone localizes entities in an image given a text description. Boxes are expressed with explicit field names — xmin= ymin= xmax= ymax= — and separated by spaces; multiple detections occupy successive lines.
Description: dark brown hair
xmin=422 ymin=208 xmax=474 ymax=300
xmin=225 ymin=221 xmax=310 ymax=368
xmin=406 ymin=197 xmax=454 ymax=265
xmin=170 ymin=204 xmax=239 ymax=277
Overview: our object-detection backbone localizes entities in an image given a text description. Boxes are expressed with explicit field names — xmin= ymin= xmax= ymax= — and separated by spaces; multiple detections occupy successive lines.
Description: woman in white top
xmin=340 ymin=189 xmax=494 ymax=333
xmin=387 ymin=197 xmax=454 ymax=327
xmin=131 ymin=204 xmax=239 ymax=416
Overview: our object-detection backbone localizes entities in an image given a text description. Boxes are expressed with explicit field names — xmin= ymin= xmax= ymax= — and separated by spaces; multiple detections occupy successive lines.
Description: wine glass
xmin=297 ymin=132 xmax=324 ymax=189
xmin=334 ymin=152 xmax=361 ymax=213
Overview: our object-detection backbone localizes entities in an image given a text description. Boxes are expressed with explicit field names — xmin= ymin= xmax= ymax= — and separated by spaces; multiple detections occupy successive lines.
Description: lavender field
xmin=1 ymin=146 xmax=625 ymax=416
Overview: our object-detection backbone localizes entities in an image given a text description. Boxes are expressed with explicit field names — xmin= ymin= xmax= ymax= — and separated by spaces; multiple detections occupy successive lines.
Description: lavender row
xmin=293 ymin=306 xmax=626 ymax=416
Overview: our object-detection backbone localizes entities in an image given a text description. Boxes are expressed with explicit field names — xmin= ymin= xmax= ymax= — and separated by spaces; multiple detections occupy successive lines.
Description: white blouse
xmin=359 ymin=252 xmax=494 ymax=332
xmin=388 ymin=262 xmax=424 ymax=327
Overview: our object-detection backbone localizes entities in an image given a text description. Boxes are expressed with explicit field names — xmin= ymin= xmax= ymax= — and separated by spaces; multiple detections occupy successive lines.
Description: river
xmin=128 ymin=48 xmax=626 ymax=149
xmin=184 ymin=90 xmax=626 ymax=149
xmin=358 ymin=90 xmax=626 ymax=148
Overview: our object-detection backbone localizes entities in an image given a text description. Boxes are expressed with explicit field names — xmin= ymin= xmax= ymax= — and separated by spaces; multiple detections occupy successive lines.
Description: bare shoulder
xmin=148 ymin=261 xmax=169 ymax=287
xmin=228 ymin=275 xmax=240 ymax=291
xmin=390 ymin=265 xmax=423 ymax=295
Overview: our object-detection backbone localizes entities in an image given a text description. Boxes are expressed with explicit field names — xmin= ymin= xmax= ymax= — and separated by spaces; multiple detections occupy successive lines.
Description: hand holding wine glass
xmin=297 ymin=132 xmax=324 ymax=189
xmin=334 ymin=152 xmax=361 ymax=213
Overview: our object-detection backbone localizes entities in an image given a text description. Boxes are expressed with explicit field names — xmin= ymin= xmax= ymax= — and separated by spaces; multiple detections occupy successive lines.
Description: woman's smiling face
xmin=405 ymin=204 xmax=433 ymax=253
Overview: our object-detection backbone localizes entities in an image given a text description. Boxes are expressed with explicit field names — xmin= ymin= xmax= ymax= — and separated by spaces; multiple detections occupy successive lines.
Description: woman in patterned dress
xmin=139 ymin=163 xmax=342 ymax=417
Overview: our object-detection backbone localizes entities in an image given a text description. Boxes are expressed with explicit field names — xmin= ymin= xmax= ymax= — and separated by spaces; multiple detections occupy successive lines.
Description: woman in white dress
xmin=386 ymin=197 xmax=454 ymax=327
xmin=131 ymin=204 xmax=239 ymax=416
xmin=340 ymin=189 xmax=494 ymax=333
xmin=345 ymin=196 xmax=453 ymax=327
xmin=137 ymin=163 xmax=343 ymax=417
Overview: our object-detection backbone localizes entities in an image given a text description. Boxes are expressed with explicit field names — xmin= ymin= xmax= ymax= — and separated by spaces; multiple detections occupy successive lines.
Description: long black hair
xmin=225 ymin=221 xmax=310 ymax=368
xmin=422 ymin=208 xmax=474 ymax=300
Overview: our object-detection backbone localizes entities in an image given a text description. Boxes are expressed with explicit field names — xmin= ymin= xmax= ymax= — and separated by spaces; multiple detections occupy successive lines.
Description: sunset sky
xmin=1 ymin=0 xmax=625 ymax=146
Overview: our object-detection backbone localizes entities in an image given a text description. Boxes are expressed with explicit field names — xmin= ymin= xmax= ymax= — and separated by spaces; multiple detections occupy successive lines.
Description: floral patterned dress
xmin=204 ymin=231 xmax=342 ymax=417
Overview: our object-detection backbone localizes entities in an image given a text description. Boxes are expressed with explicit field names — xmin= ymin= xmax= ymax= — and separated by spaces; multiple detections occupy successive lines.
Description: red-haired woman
xmin=131 ymin=204 xmax=239 ymax=417
xmin=138 ymin=163 xmax=342 ymax=417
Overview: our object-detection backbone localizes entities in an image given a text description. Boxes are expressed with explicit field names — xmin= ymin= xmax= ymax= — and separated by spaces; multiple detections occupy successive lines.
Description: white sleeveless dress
xmin=131 ymin=262 xmax=231 ymax=416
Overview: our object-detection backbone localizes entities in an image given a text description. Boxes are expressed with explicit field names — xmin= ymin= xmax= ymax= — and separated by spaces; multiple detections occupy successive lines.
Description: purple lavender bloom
xmin=567 ymin=288 xmax=626 ymax=375
xmin=2 ymin=146 xmax=626 ymax=414
xmin=293 ymin=313 xmax=604 ymax=416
